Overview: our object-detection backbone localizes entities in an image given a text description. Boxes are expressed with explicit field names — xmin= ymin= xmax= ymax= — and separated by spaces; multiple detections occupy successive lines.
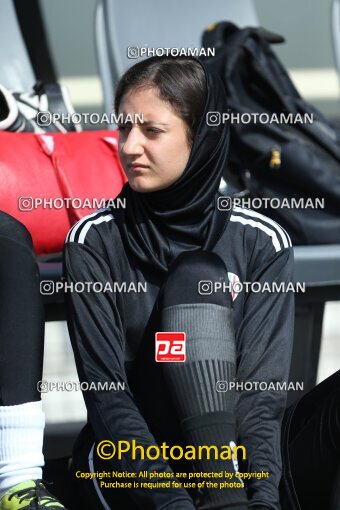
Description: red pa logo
xmin=155 ymin=332 xmax=186 ymax=362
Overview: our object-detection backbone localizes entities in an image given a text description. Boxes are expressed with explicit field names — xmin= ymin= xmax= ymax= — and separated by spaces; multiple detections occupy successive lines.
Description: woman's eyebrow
xmin=119 ymin=119 xmax=169 ymax=126
xmin=118 ymin=118 xmax=169 ymax=126
xmin=140 ymin=120 xmax=169 ymax=126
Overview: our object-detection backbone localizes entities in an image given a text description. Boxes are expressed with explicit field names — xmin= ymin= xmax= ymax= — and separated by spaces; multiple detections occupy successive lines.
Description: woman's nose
xmin=121 ymin=126 xmax=144 ymax=156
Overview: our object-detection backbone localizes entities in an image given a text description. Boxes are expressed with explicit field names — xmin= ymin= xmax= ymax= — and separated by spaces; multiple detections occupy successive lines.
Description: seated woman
xmin=0 ymin=211 xmax=67 ymax=510
xmin=64 ymin=56 xmax=340 ymax=510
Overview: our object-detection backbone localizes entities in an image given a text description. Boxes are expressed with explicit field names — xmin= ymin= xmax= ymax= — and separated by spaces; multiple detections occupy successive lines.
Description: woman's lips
xmin=129 ymin=165 xmax=149 ymax=172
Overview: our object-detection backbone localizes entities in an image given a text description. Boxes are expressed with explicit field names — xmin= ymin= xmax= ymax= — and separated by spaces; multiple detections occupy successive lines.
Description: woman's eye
xmin=117 ymin=125 xmax=162 ymax=135
xmin=146 ymin=127 xmax=161 ymax=134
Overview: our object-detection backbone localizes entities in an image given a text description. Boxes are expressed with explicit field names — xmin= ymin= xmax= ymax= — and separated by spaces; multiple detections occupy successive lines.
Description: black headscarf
xmin=113 ymin=58 xmax=231 ymax=275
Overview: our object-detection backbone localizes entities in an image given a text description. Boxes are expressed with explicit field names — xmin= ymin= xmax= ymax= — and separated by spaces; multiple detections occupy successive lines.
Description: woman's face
xmin=117 ymin=87 xmax=192 ymax=192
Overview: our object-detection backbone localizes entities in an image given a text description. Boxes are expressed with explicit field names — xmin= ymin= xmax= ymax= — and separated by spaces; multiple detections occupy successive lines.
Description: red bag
xmin=0 ymin=130 xmax=127 ymax=255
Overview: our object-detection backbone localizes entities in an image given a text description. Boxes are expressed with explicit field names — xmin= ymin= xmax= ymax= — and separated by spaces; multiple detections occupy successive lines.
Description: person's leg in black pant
xmin=0 ymin=211 xmax=66 ymax=508
xmin=0 ymin=211 xmax=45 ymax=494
xmin=281 ymin=369 xmax=340 ymax=510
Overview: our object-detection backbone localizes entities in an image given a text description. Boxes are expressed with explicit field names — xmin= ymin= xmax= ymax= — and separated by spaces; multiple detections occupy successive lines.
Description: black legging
xmin=280 ymin=369 xmax=340 ymax=510
xmin=0 ymin=211 xmax=44 ymax=406
xmin=1 ymin=210 xmax=339 ymax=510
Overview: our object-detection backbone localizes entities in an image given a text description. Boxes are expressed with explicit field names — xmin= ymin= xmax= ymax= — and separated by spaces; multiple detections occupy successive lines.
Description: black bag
xmin=201 ymin=22 xmax=340 ymax=245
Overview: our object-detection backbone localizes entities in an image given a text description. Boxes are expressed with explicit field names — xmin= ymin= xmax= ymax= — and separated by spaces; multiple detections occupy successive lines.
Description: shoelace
xmin=8 ymin=480 xmax=63 ymax=509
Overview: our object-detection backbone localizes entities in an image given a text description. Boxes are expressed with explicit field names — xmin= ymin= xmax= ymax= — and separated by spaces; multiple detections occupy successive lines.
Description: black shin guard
xmin=160 ymin=252 xmax=248 ymax=509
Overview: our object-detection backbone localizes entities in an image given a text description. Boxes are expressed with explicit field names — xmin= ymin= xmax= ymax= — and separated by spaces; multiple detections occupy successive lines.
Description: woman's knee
xmin=0 ymin=212 xmax=39 ymax=294
xmin=0 ymin=211 xmax=34 ymax=251
xmin=161 ymin=250 xmax=231 ymax=308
